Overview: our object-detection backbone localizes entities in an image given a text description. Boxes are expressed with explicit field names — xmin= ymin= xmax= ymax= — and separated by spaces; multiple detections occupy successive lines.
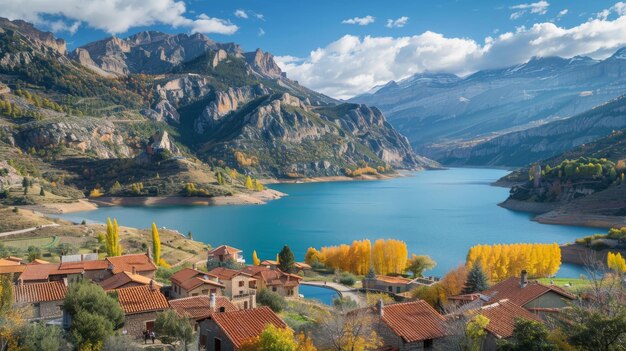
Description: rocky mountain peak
xmin=244 ymin=48 xmax=284 ymax=78
xmin=0 ymin=17 xmax=67 ymax=55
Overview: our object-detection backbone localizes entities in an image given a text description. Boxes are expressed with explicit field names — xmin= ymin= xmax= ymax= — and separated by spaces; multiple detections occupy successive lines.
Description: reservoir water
xmin=57 ymin=168 xmax=601 ymax=277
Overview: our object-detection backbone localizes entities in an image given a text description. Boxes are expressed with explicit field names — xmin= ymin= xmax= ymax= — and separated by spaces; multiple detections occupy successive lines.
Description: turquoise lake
xmin=57 ymin=168 xmax=601 ymax=277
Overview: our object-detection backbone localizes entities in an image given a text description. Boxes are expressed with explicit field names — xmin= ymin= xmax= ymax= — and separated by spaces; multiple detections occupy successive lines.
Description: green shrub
xmin=257 ymin=289 xmax=287 ymax=313
xmin=338 ymin=272 xmax=356 ymax=286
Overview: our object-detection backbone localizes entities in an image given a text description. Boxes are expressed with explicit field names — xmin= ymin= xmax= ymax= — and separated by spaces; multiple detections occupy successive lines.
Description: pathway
xmin=0 ymin=223 xmax=59 ymax=238
xmin=301 ymin=281 xmax=365 ymax=306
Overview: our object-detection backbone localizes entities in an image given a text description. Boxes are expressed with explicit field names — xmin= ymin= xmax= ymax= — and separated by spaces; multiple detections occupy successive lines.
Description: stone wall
xmin=123 ymin=311 xmax=159 ymax=339
xmin=198 ymin=318 xmax=236 ymax=351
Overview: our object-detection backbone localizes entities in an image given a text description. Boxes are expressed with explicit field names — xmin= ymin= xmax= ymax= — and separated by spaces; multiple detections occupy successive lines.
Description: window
xmin=202 ymin=289 xmax=209 ymax=295
xmin=238 ymin=281 xmax=244 ymax=287
xmin=210 ymin=288 xmax=216 ymax=294
xmin=272 ymin=287 xmax=277 ymax=292
xmin=388 ymin=286 xmax=392 ymax=292
xmin=424 ymin=339 xmax=434 ymax=349
xmin=244 ymin=301 xmax=248 ymax=309
xmin=192 ymin=293 xmax=198 ymax=296
xmin=214 ymin=338 xmax=222 ymax=351
xmin=396 ymin=286 xmax=401 ymax=294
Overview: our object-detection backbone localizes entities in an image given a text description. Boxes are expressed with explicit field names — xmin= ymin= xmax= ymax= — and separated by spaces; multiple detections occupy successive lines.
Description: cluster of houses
xmin=2 ymin=243 xmax=577 ymax=351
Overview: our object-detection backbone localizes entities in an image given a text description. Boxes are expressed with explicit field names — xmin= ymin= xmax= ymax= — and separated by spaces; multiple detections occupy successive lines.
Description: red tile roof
xmin=472 ymin=299 xmax=542 ymax=339
xmin=210 ymin=307 xmax=288 ymax=348
xmin=19 ymin=263 xmax=73 ymax=282
xmin=0 ymin=265 xmax=26 ymax=275
xmin=100 ymin=271 xmax=161 ymax=291
xmin=482 ymin=277 xmax=576 ymax=307
xmin=242 ymin=266 xmax=301 ymax=287
xmin=375 ymin=275 xmax=412 ymax=284
xmin=169 ymin=295 xmax=237 ymax=320
xmin=208 ymin=245 xmax=241 ymax=256
xmin=180 ymin=277 xmax=225 ymax=291
xmin=381 ymin=301 xmax=447 ymax=343
xmin=115 ymin=284 xmax=169 ymax=314
xmin=208 ymin=267 xmax=252 ymax=281
xmin=59 ymin=260 xmax=109 ymax=271
xmin=14 ymin=281 xmax=67 ymax=304
xmin=106 ymin=254 xmax=157 ymax=274
xmin=171 ymin=268 xmax=220 ymax=285
xmin=0 ymin=258 xmax=21 ymax=266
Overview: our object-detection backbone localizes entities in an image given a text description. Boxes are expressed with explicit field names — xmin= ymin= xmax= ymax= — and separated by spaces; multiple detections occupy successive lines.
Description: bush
xmin=338 ymin=272 xmax=356 ymax=286
xmin=257 ymin=289 xmax=287 ymax=313
xmin=333 ymin=296 xmax=358 ymax=310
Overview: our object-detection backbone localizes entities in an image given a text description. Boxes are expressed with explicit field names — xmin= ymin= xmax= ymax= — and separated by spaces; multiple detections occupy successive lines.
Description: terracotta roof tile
xmin=19 ymin=263 xmax=68 ymax=282
xmin=472 ymin=299 xmax=542 ymax=339
xmin=100 ymin=271 xmax=161 ymax=291
xmin=180 ymin=277 xmax=225 ymax=291
xmin=242 ymin=266 xmax=301 ymax=287
xmin=14 ymin=281 xmax=67 ymax=304
xmin=483 ymin=277 xmax=576 ymax=306
xmin=207 ymin=267 xmax=251 ymax=281
xmin=59 ymin=260 xmax=109 ymax=271
xmin=106 ymin=254 xmax=157 ymax=274
xmin=169 ymin=295 xmax=237 ymax=320
xmin=171 ymin=268 xmax=218 ymax=284
xmin=115 ymin=284 xmax=169 ymax=314
xmin=0 ymin=265 xmax=26 ymax=274
xmin=210 ymin=307 xmax=287 ymax=348
xmin=0 ymin=258 xmax=21 ymax=266
xmin=375 ymin=275 xmax=412 ymax=284
xmin=381 ymin=301 xmax=447 ymax=342
xmin=208 ymin=245 xmax=241 ymax=256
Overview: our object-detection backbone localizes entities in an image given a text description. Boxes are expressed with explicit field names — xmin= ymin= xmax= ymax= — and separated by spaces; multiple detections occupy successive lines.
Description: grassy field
xmin=537 ymin=277 xmax=591 ymax=290
xmin=0 ymin=206 xmax=54 ymax=232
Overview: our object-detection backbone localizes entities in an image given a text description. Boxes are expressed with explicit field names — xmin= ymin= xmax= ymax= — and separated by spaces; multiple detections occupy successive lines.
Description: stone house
xmin=207 ymin=267 xmax=256 ymax=310
xmin=467 ymin=299 xmax=544 ymax=351
xmin=105 ymin=253 xmax=158 ymax=279
xmin=371 ymin=300 xmax=447 ymax=351
xmin=207 ymin=245 xmax=245 ymax=265
xmin=363 ymin=274 xmax=437 ymax=295
xmin=169 ymin=294 xmax=238 ymax=330
xmin=13 ymin=280 xmax=68 ymax=321
xmin=169 ymin=268 xmax=225 ymax=299
xmin=116 ymin=283 xmax=169 ymax=339
xmin=241 ymin=265 xmax=301 ymax=298
xmin=197 ymin=306 xmax=287 ymax=351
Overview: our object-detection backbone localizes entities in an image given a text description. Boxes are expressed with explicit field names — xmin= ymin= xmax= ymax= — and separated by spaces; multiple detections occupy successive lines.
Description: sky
xmin=0 ymin=1 xmax=624 ymax=99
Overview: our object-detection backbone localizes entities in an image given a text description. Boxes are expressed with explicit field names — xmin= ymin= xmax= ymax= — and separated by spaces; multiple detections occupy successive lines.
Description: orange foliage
xmin=466 ymin=243 xmax=561 ymax=281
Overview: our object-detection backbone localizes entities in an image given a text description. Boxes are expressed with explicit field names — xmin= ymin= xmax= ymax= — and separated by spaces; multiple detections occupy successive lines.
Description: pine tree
xmin=252 ymin=250 xmax=261 ymax=266
xmin=152 ymin=222 xmax=161 ymax=265
xmin=278 ymin=245 xmax=295 ymax=273
xmin=39 ymin=187 xmax=45 ymax=196
xmin=464 ymin=261 xmax=489 ymax=293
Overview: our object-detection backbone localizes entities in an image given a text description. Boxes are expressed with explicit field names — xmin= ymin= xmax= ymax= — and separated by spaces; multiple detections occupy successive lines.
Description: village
xmin=0 ymin=239 xmax=597 ymax=351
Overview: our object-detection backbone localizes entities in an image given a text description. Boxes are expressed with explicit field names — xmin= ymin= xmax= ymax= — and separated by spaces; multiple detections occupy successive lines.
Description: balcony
xmin=232 ymin=289 xmax=256 ymax=299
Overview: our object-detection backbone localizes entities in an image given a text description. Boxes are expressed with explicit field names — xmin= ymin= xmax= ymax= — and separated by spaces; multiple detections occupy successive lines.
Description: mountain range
xmin=0 ymin=17 xmax=434 ymax=199
xmin=351 ymin=51 xmax=626 ymax=166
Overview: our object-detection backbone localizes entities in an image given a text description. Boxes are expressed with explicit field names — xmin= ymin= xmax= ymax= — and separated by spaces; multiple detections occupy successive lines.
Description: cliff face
xmin=0 ymin=17 xmax=432 ymax=181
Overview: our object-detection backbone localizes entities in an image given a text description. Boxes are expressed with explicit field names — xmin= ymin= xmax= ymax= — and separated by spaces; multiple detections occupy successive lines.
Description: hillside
xmin=351 ymin=53 xmax=626 ymax=165
xmin=498 ymin=131 xmax=626 ymax=228
xmin=0 ymin=18 xmax=435 ymax=207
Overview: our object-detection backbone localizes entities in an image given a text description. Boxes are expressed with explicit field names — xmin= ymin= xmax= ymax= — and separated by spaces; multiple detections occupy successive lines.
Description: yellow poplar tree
xmin=466 ymin=243 xmax=560 ymax=281
xmin=245 ymin=176 xmax=254 ymax=190
xmin=152 ymin=222 xmax=161 ymax=265
xmin=608 ymin=252 xmax=626 ymax=274
xmin=105 ymin=217 xmax=122 ymax=257
xmin=252 ymin=250 xmax=261 ymax=266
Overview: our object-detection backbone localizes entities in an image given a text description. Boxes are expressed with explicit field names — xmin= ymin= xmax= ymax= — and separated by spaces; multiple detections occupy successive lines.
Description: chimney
xmin=192 ymin=263 xmax=196 ymax=270
xmin=131 ymin=266 xmax=136 ymax=275
xmin=146 ymin=247 xmax=152 ymax=260
xmin=520 ymin=270 xmax=528 ymax=288
xmin=209 ymin=293 xmax=216 ymax=311
xmin=149 ymin=279 xmax=155 ymax=291
xmin=376 ymin=299 xmax=384 ymax=317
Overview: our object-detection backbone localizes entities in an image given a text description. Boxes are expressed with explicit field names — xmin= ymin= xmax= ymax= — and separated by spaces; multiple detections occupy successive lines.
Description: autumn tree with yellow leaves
xmin=607 ymin=252 xmax=626 ymax=274
xmin=466 ymin=243 xmax=561 ymax=281
xmin=104 ymin=217 xmax=122 ymax=257
xmin=311 ymin=239 xmax=408 ymax=275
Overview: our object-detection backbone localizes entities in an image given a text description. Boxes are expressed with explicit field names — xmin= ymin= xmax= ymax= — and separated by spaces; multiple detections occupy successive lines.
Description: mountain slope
xmin=436 ymin=94 xmax=626 ymax=166
xmin=0 ymin=17 xmax=433 ymax=205
xmin=350 ymin=53 xmax=626 ymax=164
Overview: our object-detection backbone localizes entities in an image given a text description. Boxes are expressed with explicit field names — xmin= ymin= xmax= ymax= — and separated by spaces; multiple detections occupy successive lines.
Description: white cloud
xmin=557 ymin=9 xmax=568 ymax=17
xmin=277 ymin=5 xmax=626 ymax=99
xmin=234 ymin=9 xmax=248 ymax=19
xmin=258 ymin=28 xmax=265 ymax=36
xmin=510 ymin=1 xmax=550 ymax=19
xmin=386 ymin=16 xmax=409 ymax=28
xmin=342 ymin=15 xmax=375 ymax=26
xmin=49 ymin=20 xmax=81 ymax=35
xmin=0 ymin=0 xmax=238 ymax=35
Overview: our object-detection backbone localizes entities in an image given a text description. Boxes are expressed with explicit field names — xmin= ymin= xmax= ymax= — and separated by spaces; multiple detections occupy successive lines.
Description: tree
xmin=314 ymin=307 xmax=382 ymax=351
xmin=0 ymin=274 xmax=13 ymax=316
xmin=18 ymin=321 xmax=63 ymax=351
xmin=240 ymin=324 xmax=297 ymax=351
xmin=278 ymin=245 xmax=295 ymax=273
xmin=64 ymin=281 xmax=124 ymax=348
xmin=497 ymin=319 xmax=558 ymax=351
xmin=27 ymin=245 xmax=41 ymax=262
xmin=104 ymin=217 xmax=122 ymax=257
xmin=187 ymin=231 xmax=193 ymax=240
xmin=559 ymin=305 xmax=626 ymax=351
xmin=152 ymin=222 xmax=161 ymax=265
xmin=406 ymin=254 xmax=436 ymax=277
xmin=464 ymin=261 xmax=489 ymax=293
xmin=304 ymin=247 xmax=321 ymax=266
xmin=102 ymin=335 xmax=142 ymax=351
xmin=257 ymin=289 xmax=287 ymax=313
xmin=607 ymin=252 xmax=626 ymax=275
xmin=109 ymin=181 xmax=122 ymax=194
xmin=466 ymin=315 xmax=490 ymax=351
xmin=39 ymin=187 xmax=45 ymax=196
xmin=245 ymin=176 xmax=254 ymax=190
xmin=154 ymin=310 xmax=194 ymax=350
xmin=252 ymin=250 xmax=261 ymax=266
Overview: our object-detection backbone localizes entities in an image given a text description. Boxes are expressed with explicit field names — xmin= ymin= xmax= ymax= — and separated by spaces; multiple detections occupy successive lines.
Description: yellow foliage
xmin=89 ymin=188 xmax=103 ymax=197
xmin=158 ymin=258 xmax=170 ymax=268
xmin=234 ymin=151 xmax=257 ymax=167
xmin=252 ymin=250 xmax=261 ymax=266
xmin=345 ymin=166 xmax=379 ymax=177
xmin=317 ymin=239 xmax=407 ymax=275
xmin=466 ymin=243 xmax=561 ymax=281
xmin=607 ymin=252 xmax=626 ymax=274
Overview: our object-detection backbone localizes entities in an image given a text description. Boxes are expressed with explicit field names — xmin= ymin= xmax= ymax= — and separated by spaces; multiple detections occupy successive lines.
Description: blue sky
xmin=0 ymin=1 xmax=623 ymax=98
